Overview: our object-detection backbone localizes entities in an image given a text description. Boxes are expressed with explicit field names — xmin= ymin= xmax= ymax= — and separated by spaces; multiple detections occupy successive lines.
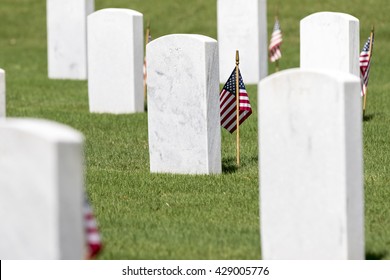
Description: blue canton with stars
xmin=223 ymin=69 xmax=246 ymax=96
xmin=362 ymin=37 xmax=372 ymax=52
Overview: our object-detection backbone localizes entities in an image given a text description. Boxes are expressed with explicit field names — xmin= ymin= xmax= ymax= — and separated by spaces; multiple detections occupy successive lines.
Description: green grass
xmin=1 ymin=0 xmax=389 ymax=259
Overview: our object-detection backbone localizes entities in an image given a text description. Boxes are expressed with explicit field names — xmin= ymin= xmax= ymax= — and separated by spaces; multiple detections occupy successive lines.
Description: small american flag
xmin=220 ymin=68 xmax=252 ymax=133
xmin=143 ymin=30 xmax=152 ymax=85
xmin=84 ymin=195 xmax=102 ymax=259
xmin=359 ymin=33 xmax=374 ymax=96
xmin=269 ymin=18 xmax=283 ymax=62
xmin=143 ymin=60 xmax=147 ymax=86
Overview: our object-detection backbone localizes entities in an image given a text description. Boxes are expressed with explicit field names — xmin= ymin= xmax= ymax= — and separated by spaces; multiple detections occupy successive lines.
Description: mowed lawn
xmin=0 ymin=0 xmax=389 ymax=259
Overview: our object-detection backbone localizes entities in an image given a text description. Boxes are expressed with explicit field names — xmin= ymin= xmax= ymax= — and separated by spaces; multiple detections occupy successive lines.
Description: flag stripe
xmin=269 ymin=19 xmax=282 ymax=62
xmin=221 ymin=103 xmax=236 ymax=125
xmin=220 ymin=97 xmax=236 ymax=118
xmin=226 ymin=110 xmax=252 ymax=133
xmin=359 ymin=33 xmax=374 ymax=96
xmin=84 ymin=195 xmax=102 ymax=259
xmin=220 ymin=91 xmax=251 ymax=124
xmin=143 ymin=30 xmax=152 ymax=86
xmin=219 ymin=68 xmax=252 ymax=133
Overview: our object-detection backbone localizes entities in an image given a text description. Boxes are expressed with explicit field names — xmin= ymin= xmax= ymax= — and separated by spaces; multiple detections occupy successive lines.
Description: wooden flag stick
xmin=145 ymin=20 xmax=151 ymax=47
xmin=143 ymin=21 xmax=151 ymax=104
xmin=235 ymin=50 xmax=240 ymax=167
xmin=363 ymin=25 xmax=374 ymax=116
xmin=362 ymin=85 xmax=368 ymax=116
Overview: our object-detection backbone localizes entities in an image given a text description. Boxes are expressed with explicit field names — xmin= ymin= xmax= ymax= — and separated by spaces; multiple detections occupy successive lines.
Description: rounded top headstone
xmin=301 ymin=11 xmax=359 ymax=24
xmin=148 ymin=34 xmax=217 ymax=49
xmin=0 ymin=118 xmax=84 ymax=143
xmin=89 ymin=8 xmax=143 ymax=19
xmin=260 ymin=68 xmax=360 ymax=86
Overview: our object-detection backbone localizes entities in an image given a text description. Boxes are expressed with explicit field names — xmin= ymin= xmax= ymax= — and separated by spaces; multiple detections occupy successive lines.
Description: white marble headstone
xmin=147 ymin=34 xmax=221 ymax=174
xmin=0 ymin=118 xmax=85 ymax=259
xmin=47 ymin=0 xmax=94 ymax=80
xmin=217 ymin=0 xmax=268 ymax=84
xmin=88 ymin=8 xmax=144 ymax=114
xmin=0 ymin=69 xmax=5 ymax=117
xmin=300 ymin=12 xmax=360 ymax=77
xmin=258 ymin=68 xmax=364 ymax=259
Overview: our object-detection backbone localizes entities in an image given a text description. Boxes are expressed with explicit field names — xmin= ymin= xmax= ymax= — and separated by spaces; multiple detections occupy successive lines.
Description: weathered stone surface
xmin=147 ymin=34 xmax=221 ymax=174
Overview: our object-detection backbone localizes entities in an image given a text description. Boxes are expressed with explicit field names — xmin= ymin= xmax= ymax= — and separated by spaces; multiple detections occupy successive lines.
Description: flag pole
xmin=235 ymin=50 xmax=240 ymax=167
xmin=363 ymin=25 xmax=374 ymax=116
xmin=143 ymin=20 xmax=151 ymax=105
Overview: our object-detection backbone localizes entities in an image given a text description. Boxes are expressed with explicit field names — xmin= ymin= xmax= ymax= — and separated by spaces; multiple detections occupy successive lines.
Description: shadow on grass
xmin=222 ymin=155 xmax=258 ymax=174
xmin=363 ymin=113 xmax=375 ymax=122
xmin=222 ymin=157 xmax=238 ymax=174
xmin=365 ymin=250 xmax=386 ymax=260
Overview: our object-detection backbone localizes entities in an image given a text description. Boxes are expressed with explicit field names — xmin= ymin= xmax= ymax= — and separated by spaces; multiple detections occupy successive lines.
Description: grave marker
xmin=147 ymin=34 xmax=221 ymax=174
xmin=300 ymin=12 xmax=360 ymax=76
xmin=217 ymin=0 xmax=268 ymax=84
xmin=0 ymin=118 xmax=85 ymax=259
xmin=47 ymin=0 xmax=94 ymax=80
xmin=258 ymin=68 xmax=364 ymax=259
xmin=88 ymin=8 xmax=144 ymax=114
xmin=0 ymin=69 xmax=5 ymax=117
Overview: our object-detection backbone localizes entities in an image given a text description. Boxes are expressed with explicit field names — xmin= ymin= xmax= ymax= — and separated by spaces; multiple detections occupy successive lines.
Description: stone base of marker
xmin=300 ymin=12 xmax=360 ymax=77
xmin=147 ymin=34 xmax=221 ymax=175
xmin=0 ymin=69 xmax=5 ymax=117
xmin=0 ymin=118 xmax=85 ymax=259
xmin=47 ymin=0 xmax=94 ymax=80
xmin=88 ymin=8 xmax=144 ymax=114
xmin=217 ymin=0 xmax=268 ymax=84
xmin=258 ymin=68 xmax=364 ymax=259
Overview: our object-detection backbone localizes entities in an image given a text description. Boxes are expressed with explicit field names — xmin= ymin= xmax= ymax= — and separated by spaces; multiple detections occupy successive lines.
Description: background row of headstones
xmin=1 ymin=0 xmax=364 ymax=259
xmin=47 ymin=0 xmax=268 ymax=84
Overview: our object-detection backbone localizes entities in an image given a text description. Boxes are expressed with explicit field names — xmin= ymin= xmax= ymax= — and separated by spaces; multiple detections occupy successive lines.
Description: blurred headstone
xmin=87 ymin=8 xmax=144 ymax=114
xmin=0 ymin=118 xmax=85 ymax=259
xmin=0 ymin=69 xmax=5 ymax=117
xmin=300 ymin=12 xmax=360 ymax=77
xmin=258 ymin=68 xmax=364 ymax=259
xmin=217 ymin=0 xmax=268 ymax=84
xmin=47 ymin=0 xmax=94 ymax=79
